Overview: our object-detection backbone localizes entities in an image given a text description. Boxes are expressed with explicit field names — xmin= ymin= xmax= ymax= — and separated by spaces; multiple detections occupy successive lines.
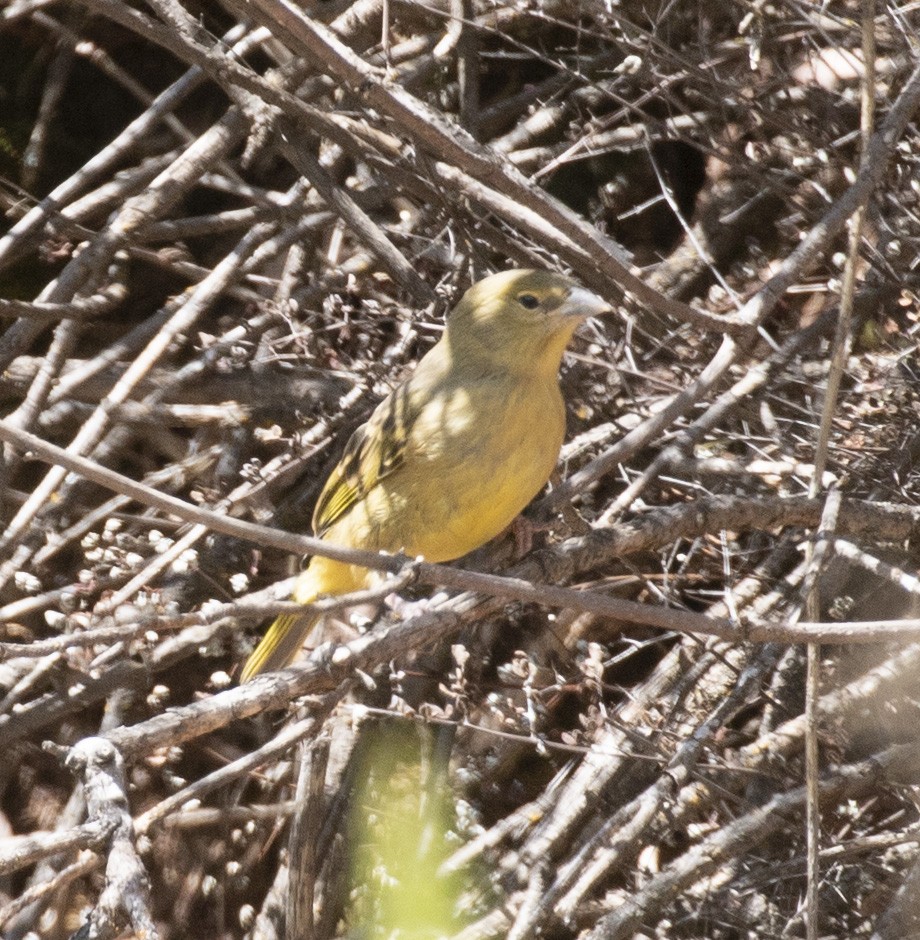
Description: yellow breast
xmin=327 ymin=374 xmax=565 ymax=563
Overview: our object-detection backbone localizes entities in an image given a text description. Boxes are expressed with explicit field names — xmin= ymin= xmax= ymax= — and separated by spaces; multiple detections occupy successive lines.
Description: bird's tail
xmin=240 ymin=603 xmax=320 ymax=682
xmin=240 ymin=554 xmax=365 ymax=682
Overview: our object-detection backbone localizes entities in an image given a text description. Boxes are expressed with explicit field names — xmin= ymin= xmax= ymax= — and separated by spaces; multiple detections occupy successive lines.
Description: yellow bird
xmin=240 ymin=269 xmax=611 ymax=681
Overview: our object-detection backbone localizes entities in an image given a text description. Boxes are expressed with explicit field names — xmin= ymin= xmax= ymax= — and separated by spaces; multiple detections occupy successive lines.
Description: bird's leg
xmin=510 ymin=513 xmax=538 ymax=557
xmin=510 ymin=470 xmax=567 ymax=557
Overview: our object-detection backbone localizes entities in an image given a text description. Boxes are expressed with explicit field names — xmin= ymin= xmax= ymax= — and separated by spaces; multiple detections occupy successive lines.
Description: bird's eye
xmin=518 ymin=293 xmax=540 ymax=309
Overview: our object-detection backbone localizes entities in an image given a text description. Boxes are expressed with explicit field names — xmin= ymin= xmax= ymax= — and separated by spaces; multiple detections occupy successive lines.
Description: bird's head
xmin=445 ymin=269 xmax=612 ymax=373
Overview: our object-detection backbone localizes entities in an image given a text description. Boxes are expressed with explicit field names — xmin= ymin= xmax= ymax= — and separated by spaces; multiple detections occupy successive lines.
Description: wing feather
xmin=311 ymin=382 xmax=413 ymax=536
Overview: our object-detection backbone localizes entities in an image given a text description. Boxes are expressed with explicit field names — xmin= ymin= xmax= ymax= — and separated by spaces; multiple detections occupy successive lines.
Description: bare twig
xmin=62 ymin=737 xmax=158 ymax=939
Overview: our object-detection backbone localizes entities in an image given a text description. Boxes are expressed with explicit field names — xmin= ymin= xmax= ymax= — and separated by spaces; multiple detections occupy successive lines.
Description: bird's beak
xmin=565 ymin=285 xmax=614 ymax=319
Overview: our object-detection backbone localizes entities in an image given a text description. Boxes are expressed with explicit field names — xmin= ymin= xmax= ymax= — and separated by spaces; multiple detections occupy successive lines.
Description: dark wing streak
xmin=311 ymin=382 xmax=413 ymax=537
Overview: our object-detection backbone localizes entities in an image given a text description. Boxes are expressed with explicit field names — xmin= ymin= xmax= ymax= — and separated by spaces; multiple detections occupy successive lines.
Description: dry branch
xmin=3 ymin=1 xmax=920 ymax=937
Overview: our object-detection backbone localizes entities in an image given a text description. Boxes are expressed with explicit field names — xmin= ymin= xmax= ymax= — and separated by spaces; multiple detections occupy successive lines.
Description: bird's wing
xmin=311 ymin=382 xmax=413 ymax=537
